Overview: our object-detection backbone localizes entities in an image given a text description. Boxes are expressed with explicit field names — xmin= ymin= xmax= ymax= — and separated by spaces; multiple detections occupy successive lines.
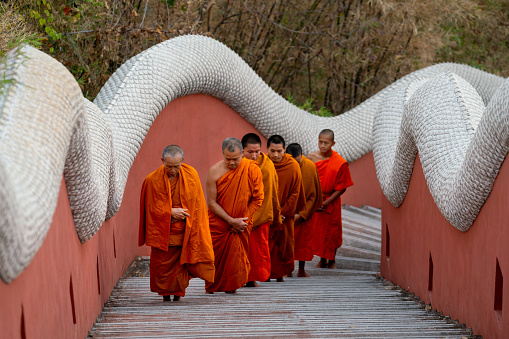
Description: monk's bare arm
xmin=206 ymin=165 xmax=248 ymax=232
xmin=318 ymin=189 xmax=346 ymax=211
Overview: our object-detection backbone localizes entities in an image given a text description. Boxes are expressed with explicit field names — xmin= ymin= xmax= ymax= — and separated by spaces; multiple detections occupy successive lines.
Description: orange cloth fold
xmin=139 ymin=164 xmax=215 ymax=296
xmin=312 ymin=151 xmax=354 ymax=260
xmin=294 ymin=155 xmax=323 ymax=261
xmin=269 ymin=154 xmax=304 ymax=278
xmin=247 ymin=153 xmax=281 ymax=282
xmin=247 ymin=221 xmax=271 ymax=282
xmin=253 ymin=153 xmax=281 ymax=227
xmin=206 ymin=158 xmax=264 ymax=292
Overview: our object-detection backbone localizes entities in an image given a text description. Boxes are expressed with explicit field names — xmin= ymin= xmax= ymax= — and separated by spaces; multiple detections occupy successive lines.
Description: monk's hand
xmin=172 ymin=208 xmax=190 ymax=220
xmin=281 ymin=215 xmax=286 ymax=222
xmin=318 ymin=201 xmax=329 ymax=212
xmin=230 ymin=217 xmax=249 ymax=233
xmin=294 ymin=214 xmax=302 ymax=223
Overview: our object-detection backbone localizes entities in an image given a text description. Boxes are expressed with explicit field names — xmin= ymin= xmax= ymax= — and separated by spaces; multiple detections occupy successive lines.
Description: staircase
xmin=306 ymin=205 xmax=381 ymax=276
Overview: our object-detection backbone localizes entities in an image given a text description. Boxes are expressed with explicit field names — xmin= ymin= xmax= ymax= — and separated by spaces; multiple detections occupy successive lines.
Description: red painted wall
xmin=381 ymin=156 xmax=509 ymax=338
xmin=342 ymin=151 xmax=381 ymax=208
xmin=0 ymin=94 xmax=381 ymax=338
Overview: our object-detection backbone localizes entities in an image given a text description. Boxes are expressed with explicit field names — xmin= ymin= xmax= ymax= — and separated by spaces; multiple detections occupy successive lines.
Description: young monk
xmin=205 ymin=137 xmax=264 ymax=293
xmin=241 ymin=133 xmax=282 ymax=287
xmin=139 ymin=145 xmax=215 ymax=302
xmin=307 ymin=129 xmax=354 ymax=269
xmin=267 ymin=135 xmax=305 ymax=282
xmin=286 ymin=143 xmax=322 ymax=277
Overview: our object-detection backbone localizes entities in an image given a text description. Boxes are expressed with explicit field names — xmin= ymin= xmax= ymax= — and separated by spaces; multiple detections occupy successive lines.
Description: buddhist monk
xmin=308 ymin=129 xmax=354 ymax=269
xmin=205 ymin=137 xmax=264 ymax=293
xmin=266 ymin=135 xmax=305 ymax=282
xmin=286 ymin=143 xmax=322 ymax=277
xmin=139 ymin=145 xmax=215 ymax=302
xmin=241 ymin=133 xmax=282 ymax=287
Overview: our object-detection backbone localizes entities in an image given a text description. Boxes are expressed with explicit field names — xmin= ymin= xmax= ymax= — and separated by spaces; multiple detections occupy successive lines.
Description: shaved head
xmin=222 ymin=137 xmax=243 ymax=154
xmin=319 ymin=129 xmax=334 ymax=141
xmin=162 ymin=145 xmax=183 ymax=160
xmin=241 ymin=133 xmax=262 ymax=148
xmin=286 ymin=143 xmax=302 ymax=158
xmin=267 ymin=134 xmax=285 ymax=148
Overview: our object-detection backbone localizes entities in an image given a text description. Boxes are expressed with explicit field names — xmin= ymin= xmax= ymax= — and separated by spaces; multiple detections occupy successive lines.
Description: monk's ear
xmin=331 ymin=141 xmax=336 ymax=147
xmin=161 ymin=157 xmax=164 ymax=164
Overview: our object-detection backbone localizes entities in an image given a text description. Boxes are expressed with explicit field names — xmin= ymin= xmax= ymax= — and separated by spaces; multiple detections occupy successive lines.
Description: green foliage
xmin=286 ymin=93 xmax=332 ymax=117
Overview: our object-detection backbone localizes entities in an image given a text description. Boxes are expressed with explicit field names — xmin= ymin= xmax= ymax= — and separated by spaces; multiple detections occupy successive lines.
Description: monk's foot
xmin=327 ymin=261 xmax=337 ymax=269
xmin=245 ymin=281 xmax=260 ymax=287
xmin=276 ymin=277 xmax=285 ymax=282
xmin=315 ymin=258 xmax=328 ymax=268
xmin=297 ymin=270 xmax=310 ymax=277
xmin=225 ymin=290 xmax=237 ymax=294
xmin=205 ymin=291 xmax=214 ymax=294
xmin=173 ymin=295 xmax=181 ymax=302
xmin=163 ymin=295 xmax=172 ymax=302
xmin=265 ymin=279 xmax=271 ymax=282
xmin=286 ymin=272 xmax=293 ymax=277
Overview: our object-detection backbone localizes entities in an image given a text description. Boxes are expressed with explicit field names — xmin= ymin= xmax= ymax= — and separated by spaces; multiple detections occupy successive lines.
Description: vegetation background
xmin=1 ymin=0 xmax=508 ymax=116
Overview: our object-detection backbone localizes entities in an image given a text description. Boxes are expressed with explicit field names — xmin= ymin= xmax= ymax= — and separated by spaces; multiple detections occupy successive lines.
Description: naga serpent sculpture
xmin=0 ymin=35 xmax=507 ymax=283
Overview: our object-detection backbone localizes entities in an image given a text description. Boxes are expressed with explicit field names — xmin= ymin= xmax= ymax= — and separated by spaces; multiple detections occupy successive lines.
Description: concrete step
xmin=335 ymin=255 xmax=380 ymax=272
xmin=89 ymin=276 xmax=473 ymax=338
xmin=342 ymin=210 xmax=382 ymax=230
xmin=342 ymin=233 xmax=381 ymax=253
xmin=337 ymin=245 xmax=380 ymax=261
xmin=361 ymin=205 xmax=382 ymax=215
xmin=343 ymin=220 xmax=381 ymax=240
xmin=344 ymin=204 xmax=382 ymax=221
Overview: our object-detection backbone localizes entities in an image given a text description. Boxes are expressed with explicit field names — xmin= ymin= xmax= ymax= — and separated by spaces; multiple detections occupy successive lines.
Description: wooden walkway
xmin=88 ymin=206 xmax=473 ymax=338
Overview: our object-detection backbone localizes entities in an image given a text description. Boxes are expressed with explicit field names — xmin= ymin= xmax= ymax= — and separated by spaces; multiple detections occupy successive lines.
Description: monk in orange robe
xmin=308 ymin=129 xmax=354 ymax=269
xmin=139 ymin=145 xmax=215 ymax=302
xmin=267 ymin=135 xmax=305 ymax=282
xmin=205 ymin=137 xmax=264 ymax=293
xmin=241 ymin=133 xmax=282 ymax=287
xmin=286 ymin=143 xmax=323 ymax=277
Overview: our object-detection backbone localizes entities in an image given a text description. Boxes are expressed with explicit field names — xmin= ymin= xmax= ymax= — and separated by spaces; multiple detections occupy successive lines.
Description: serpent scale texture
xmin=0 ymin=35 xmax=507 ymax=283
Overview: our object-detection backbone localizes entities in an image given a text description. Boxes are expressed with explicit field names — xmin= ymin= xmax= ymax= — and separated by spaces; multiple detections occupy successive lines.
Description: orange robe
xmin=206 ymin=158 xmax=264 ymax=292
xmin=248 ymin=153 xmax=281 ymax=282
xmin=294 ymin=155 xmax=323 ymax=261
xmin=139 ymin=164 xmax=215 ymax=297
xmin=312 ymin=151 xmax=354 ymax=260
xmin=270 ymin=153 xmax=305 ymax=279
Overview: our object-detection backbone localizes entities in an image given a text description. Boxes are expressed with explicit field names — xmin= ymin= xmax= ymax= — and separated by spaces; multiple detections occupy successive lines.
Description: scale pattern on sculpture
xmin=0 ymin=35 xmax=507 ymax=283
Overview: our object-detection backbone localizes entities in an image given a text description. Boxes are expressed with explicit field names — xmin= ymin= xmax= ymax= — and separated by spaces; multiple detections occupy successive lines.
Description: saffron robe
xmin=294 ymin=155 xmax=323 ymax=261
xmin=139 ymin=164 xmax=215 ymax=296
xmin=248 ymin=153 xmax=281 ymax=282
xmin=312 ymin=151 xmax=354 ymax=260
xmin=270 ymin=153 xmax=305 ymax=278
xmin=206 ymin=158 xmax=264 ymax=292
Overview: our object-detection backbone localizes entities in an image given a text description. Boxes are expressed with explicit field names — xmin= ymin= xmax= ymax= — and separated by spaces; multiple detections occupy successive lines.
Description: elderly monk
xmin=267 ymin=135 xmax=305 ymax=282
xmin=286 ymin=143 xmax=322 ymax=277
xmin=308 ymin=129 xmax=354 ymax=269
xmin=205 ymin=137 xmax=264 ymax=293
xmin=241 ymin=133 xmax=282 ymax=287
xmin=139 ymin=145 xmax=215 ymax=302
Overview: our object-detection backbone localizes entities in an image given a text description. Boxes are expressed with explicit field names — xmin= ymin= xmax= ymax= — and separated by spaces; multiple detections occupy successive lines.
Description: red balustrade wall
xmin=0 ymin=94 xmax=381 ymax=338
xmin=381 ymin=156 xmax=509 ymax=338
xmin=341 ymin=151 xmax=381 ymax=208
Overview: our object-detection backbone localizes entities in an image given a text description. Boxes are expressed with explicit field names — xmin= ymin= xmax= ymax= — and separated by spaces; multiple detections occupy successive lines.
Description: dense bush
xmin=1 ymin=0 xmax=508 ymax=114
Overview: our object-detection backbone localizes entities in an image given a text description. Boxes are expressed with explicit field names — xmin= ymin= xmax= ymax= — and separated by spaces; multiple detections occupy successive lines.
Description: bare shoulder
xmin=307 ymin=151 xmax=321 ymax=163
xmin=206 ymin=160 xmax=224 ymax=183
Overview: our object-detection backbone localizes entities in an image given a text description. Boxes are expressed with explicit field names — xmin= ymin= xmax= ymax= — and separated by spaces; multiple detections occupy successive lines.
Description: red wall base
xmin=381 ymin=156 xmax=509 ymax=338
